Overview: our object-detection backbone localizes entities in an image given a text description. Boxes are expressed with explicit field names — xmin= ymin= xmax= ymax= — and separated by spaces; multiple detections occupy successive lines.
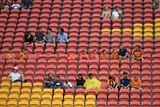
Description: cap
xmin=14 ymin=66 xmax=18 ymax=70
xmin=88 ymin=73 xmax=93 ymax=76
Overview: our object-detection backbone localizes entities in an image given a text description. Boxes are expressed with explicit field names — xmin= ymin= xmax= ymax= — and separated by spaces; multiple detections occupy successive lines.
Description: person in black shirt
xmin=75 ymin=74 xmax=85 ymax=89
xmin=24 ymin=31 xmax=33 ymax=44
xmin=35 ymin=27 xmax=45 ymax=43
xmin=44 ymin=73 xmax=54 ymax=88
xmin=118 ymin=44 xmax=129 ymax=60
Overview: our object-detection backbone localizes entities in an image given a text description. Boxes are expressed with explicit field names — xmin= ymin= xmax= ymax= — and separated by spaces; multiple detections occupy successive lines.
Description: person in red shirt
xmin=79 ymin=50 xmax=88 ymax=60
xmin=89 ymin=50 xmax=99 ymax=60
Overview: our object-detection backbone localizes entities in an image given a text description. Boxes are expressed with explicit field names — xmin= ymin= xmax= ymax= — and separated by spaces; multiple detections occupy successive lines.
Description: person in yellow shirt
xmin=111 ymin=49 xmax=119 ymax=59
xmin=84 ymin=73 xmax=101 ymax=93
xmin=131 ymin=76 xmax=142 ymax=89
xmin=108 ymin=73 xmax=119 ymax=89
xmin=100 ymin=50 xmax=108 ymax=60
xmin=6 ymin=48 xmax=16 ymax=60
xmin=18 ymin=49 xmax=28 ymax=60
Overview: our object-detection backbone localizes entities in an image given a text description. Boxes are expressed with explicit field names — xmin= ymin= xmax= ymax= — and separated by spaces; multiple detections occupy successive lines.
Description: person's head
xmin=119 ymin=44 xmax=123 ymax=50
xmin=136 ymin=45 xmax=140 ymax=50
xmin=115 ymin=6 xmax=119 ymax=11
xmin=88 ymin=73 xmax=93 ymax=79
xmin=78 ymin=74 xmax=83 ymax=80
xmin=134 ymin=76 xmax=139 ymax=81
xmin=82 ymin=50 xmax=85 ymax=54
xmin=13 ymin=66 xmax=18 ymax=73
xmin=55 ymin=76 xmax=60 ymax=81
xmin=109 ymin=75 xmax=112 ymax=80
xmin=102 ymin=50 xmax=106 ymax=54
xmin=65 ymin=78 xmax=69 ymax=83
xmin=47 ymin=28 xmax=52 ymax=34
xmin=111 ymin=73 xmax=116 ymax=79
xmin=104 ymin=6 xmax=108 ymax=11
xmin=37 ymin=27 xmax=42 ymax=32
xmin=14 ymin=0 xmax=18 ymax=3
xmin=123 ymin=71 xmax=128 ymax=79
xmin=113 ymin=49 xmax=117 ymax=53
xmin=59 ymin=28 xmax=64 ymax=34
xmin=48 ymin=73 xmax=53 ymax=79
xmin=9 ymin=48 xmax=13 ymax=53
xmin=93 ymin=50 xmax=97 ymax=54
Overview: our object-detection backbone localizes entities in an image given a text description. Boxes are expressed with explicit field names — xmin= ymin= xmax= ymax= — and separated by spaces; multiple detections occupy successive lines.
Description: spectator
xmin=63 ymin=79 xmax=72 ymax=89
xmin=132 ymin=45 xmax=143 ymax=61
xmin=44 ymin=73 xmax=54 ymax=88
xmin=89 ymin=50 xmax=99 ymax=60
xmin=154 ymin=0 xmax=160 ymax=9
xmin=54 ymin=76 xmax=63 ymax=89
xmin=100 ymin=50 xmax=108 ymax=60
xmin=6 ymin=48 xmax=16 ymax=60
xmin=35 ymin=27 xmax=45 ymax=43
xmin=11 ymin=0 xmax=21 ymax=9
xmin=46 ymin=28 xmax=55 ymax=44
xmin=111 ymin=49 xmax=119 ymax=59
xmin=8 ymin=66 xmax=24 ymax=83
xmin=68 ymin=53 xmax=77 ymax=60
xmin=120 ymin=72 xmax=131 ymax=89
xmin=84 ymin=73 xmax=101 ymax=93
xmin=75 ymin=74 xmax=85 ymax=89
xmin=102 ymin=6 xmax=111 ymax=21
xmin=112 ymin=6 xmax=122 ymax=19
xmin=3 ymin=1 xmax=10 ymax=9
xmin=18 ymin=48 xmax=28 ymax=60
xmin=108 ymin=73 xmax=118 ymax=89
xmin=118 ymin=45 xmax=129 ymax=60
xmin=22 ymin=0 xmax=32 ymax=9
xmin=24 ymin=31 xmax=33 ymax=44
xmin=131 ymin=76 xmax=142 ymax=89
xmin=57 ymin=28 xmax=68 ymax=43
xmin=79 ymin=50 xmax=88 ymax=60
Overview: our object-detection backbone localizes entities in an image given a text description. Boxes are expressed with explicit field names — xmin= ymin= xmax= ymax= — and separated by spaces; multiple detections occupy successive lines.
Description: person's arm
xmin=69 ymin=82 xmax=72 ymax=88
xmin=21 ymin=74 xmax=24 ymax=81
xmin=64 ymin=34 xmax=68 ymax=42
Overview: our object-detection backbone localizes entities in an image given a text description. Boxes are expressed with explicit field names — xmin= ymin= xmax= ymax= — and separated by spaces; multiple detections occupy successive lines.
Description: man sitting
xmin=111 ymin=49 xmax=119 ymax=60
xmin=132 ymin=45 xmax=143 ymax=61
xmin=18 ymin=48 xmax=28 ymax=60
xmin=100 ymin=50 xmax=108 ymax=60
xmin=54 ymin=76 xmax=63 ymax=89
xmin=79 ymin=50 xmax=88 ymax=60
xmin=131 ymin=76 xmax=142 ymax=89
xmin=6 ymin=48 xmax=16 ymax=60
xmin=63 ymin=79 xmax=72 ymax=89
xmin=89 ymin=50 xmax=99 ymax=60
xmin=118 ymin=44 xmax=128 ymax=60
xmin=57 ymin=28 xmax=68 ymax=43
xmin=120 ymin=71 xmax=131 ymax=89
xmin=44 ymin=73 xmax=54 ymax=88
xmin=35 ymin=27 xmax=45 ymax=43
xmin=11 ymin=0 xmax=21 ymax=9
xmin=22 ymin=0 xmax=32 ymax=9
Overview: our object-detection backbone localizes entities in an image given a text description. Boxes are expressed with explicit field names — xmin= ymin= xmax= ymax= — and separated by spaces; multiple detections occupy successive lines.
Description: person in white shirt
xmin=11 ymin=0 xmax=21 ymax=9
xmin=8 ymin=66 xmax=24 ymax=82
xmin=63 ymin=79 xmax=72 ymax=89
xmin=112 ymin=6 xmax=122 ymax=19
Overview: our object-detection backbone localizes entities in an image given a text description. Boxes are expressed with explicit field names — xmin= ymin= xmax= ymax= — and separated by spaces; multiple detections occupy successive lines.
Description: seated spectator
xmin=108 ymin=73 xmax=118 ymax=89
xmin=132 ymin=45 xmax=143 ymax=61
xmin=112 ymin=6 xmax=122 ymax=19
xmin=44 ymin=73 xmax=54 ymax=88
xmin=11 ymin=0 xmax=21 ymax=9
xmin=79 ymin=50 xmax=88 ymax=60
xmin=84 ymin=73 xmax=101 ymax=93
xmin=75 ymin=74 xmax=85 ymax=89
xmin=154 ymin=0 xmax=160 ymax=9
xmin=24 ymin=31 xmax=33 ymax=44
xmin=118 ymin=45 xmax=129 ymax=60
xmin=111 ymin=49 xmax=119 ymax=59
xmin=131 ymin=76 xmax=142 ymax=89
xmin=54 ymin=76 xmax=63 ymax=89
xmin=68 ymin=53 xmax=77 ymax=60
xmin=120 ymin=72 xmax=131 ymax=89
xmin=18 ymin=48 xmax=28 ymax=60
xmin=6 ymin=48 xmax=16 ymax=60
xmin=35 ymin=27 xmax=45 ymax=43
xmin=3 ymin=1 xmax=10 ymax=9
xmin=22 ymin=0 xmax=32 ymax=9
xmin=8 ymin=67 xmax=24 ymax=83
xmin=100 ymin=50 xmax=108 ymax=60
xmin=89 ymin=50 xmax=99 ymax=60
xmin=57 ymin=28 xmax=68 ymax=43
xmin=102 ymin=6 xmax=111 ymax=21
xmin=63 ymin=79 xmax=72 ymax=89
xmin=46 ymin=28 xmax=55 ymax=44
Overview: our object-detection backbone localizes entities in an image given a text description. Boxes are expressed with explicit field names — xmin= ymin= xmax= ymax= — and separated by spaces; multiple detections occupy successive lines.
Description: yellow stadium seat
xmin=144 ymin=24 xmax=152 ymax=29
xmin=144 ymin=33 xmax=153 ymax=38
xmin=41 ymin=100 xmax=51 ymax=107
xmin=33 ymin=82 xmax=43 ymax=89
xmin=21 ymin=88 xmax=31 ymax=94
xmin=54 ymin=89 xmax=63 ymax=95
xmin=155 ymin=18 xmax=160 ymax=23
xmin=53 ymin=95 xmax=63 ymax=101
xmin=32 ymin=88 xmax=42 ymax=95
xmin=123 ymin=29 xmax=132 ymax=34
xmin=0 ymin=88 xmax=9 ymax=95
xmin=8 ymin=94 xmax=19 ymax=101
xmin=155 ymin=24 xmax=160 ymax=29
xmin=10 ymin=88 xmax=21 ymax=95
xmin=0 ymin=101 xmax=7 ymax=107
xmin=0 ymin=82 xmax=11 ymax=89
xmin=18 ymin=101 xmax=29 ymax=107
xmin=155 ymin=29 xmax=160 ymax=33
xmin=144 ymin=29 xmax=152 ymax=34
xmin=2 ymin=77 xmax=11 ymax=83
xmin=74 ymin=101 xmax=84 ymax=107
xmin=63 ymin=101 xmax=73 ymax=107
xmin=75 ymin=95 xmax=85 ymax=101
xmin=134 ymin=24 xmax=142 ymax=29
xmin=7 ymin=100 xmax=18 ymax=107
xmin=64 ymin=95 xmax=74 ymax=101
xmin=134 ymin=29 xmax=142 ymax=33
xmin=155 ymin=33 xmax=160 ymax=38
xmin=52 ymin=101 xmax=62 ymax=107
xmin=102 ymin=29 xmax=110 ymax=34
xmin=19 ymin=94 xmax=30 ymax=101
xmin=0 ymin=94 xmax=8 ymax=101
xmin=134 ymin=33 xmax=142 ymax=38
xmin=112 ymin=29 xmax=121 ymax=34
xmin=43 ymin=88 xmax=52 ymax=95
xmin=86 ymin=101 xmax=95 ymax=107
xmin=22 ymin=83 xmax=32 ymax=89
xmin=42 ymin=94 xmax=52 ymax=101
xmin=11 ymin=82 xmax=21 ymax=89
xmin=30 ymin=100 xmax=40 ymax=107
xmin=31 ymin=94 xmax=41 ymax=101
xmin=86 ymin=95 xmax=96 ymax=102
